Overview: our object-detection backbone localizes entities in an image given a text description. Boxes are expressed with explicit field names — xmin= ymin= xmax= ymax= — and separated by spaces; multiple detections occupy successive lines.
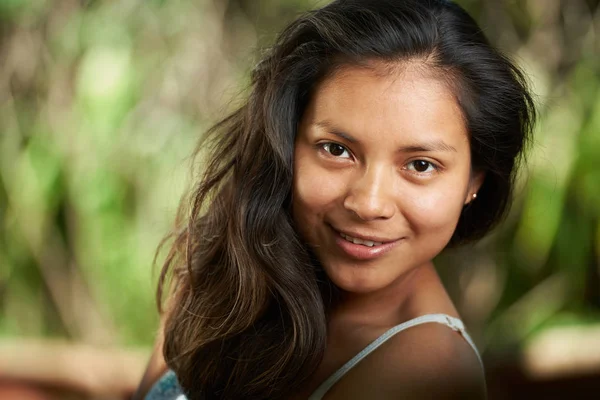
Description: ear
xmin=464 ymin=170 xmax=485 ymax=205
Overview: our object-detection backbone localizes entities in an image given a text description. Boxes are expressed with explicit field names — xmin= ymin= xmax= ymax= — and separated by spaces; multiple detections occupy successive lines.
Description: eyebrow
xmin=313 ymin=120 xmax=457 ymax=153
xmin=398 ymin=142 xmax=457 ymax=153
xmin=314 ymin=120 xmax=357 ymax=143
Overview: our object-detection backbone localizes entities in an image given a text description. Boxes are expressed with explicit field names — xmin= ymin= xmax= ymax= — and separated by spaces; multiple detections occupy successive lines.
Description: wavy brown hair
xmin=157 ymin=0 xmax=536 ymax=398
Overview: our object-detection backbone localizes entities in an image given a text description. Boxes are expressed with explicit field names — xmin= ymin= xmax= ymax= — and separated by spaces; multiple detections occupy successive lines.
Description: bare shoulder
xmin=384 ymin=321 xmax=486 ymax=399
xmin=328 ymin=321 xmax=486 ymax=400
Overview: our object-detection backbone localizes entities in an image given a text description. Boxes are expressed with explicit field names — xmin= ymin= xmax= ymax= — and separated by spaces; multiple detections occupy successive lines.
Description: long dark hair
xmin=158 ymin=0 xmax=536 ymax=398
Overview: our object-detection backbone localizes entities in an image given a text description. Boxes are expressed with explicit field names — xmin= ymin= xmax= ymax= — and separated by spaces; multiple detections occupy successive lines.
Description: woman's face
xmin=292 ymin=63 xmax=483 ymax=294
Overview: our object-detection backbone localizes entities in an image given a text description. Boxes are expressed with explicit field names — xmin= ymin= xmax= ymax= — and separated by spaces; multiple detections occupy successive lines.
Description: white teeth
xmin=340 ymin=233 xmax=383 ymax=247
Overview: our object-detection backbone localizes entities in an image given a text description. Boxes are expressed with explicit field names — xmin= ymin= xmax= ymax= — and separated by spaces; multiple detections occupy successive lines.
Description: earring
xmin=472 ymin=193 xmax=477 ymax=199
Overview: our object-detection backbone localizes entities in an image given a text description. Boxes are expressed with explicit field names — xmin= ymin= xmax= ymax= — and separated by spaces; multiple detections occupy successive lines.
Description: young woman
xmin=136 ymin=0 xmax=535 ymax=398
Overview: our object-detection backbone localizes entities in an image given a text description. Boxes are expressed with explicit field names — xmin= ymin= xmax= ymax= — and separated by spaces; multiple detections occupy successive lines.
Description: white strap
xmin=308 ymin=313 xmax=483 ymax=400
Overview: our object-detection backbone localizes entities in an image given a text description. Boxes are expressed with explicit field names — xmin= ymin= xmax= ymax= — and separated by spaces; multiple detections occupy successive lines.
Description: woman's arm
xmin=132 ymin=316 xmax=168 ymax=400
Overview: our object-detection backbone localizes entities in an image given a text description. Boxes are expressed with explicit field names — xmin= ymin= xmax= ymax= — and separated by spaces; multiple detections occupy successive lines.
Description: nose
xmin=343 ymin=165 xmax=396 ymax=221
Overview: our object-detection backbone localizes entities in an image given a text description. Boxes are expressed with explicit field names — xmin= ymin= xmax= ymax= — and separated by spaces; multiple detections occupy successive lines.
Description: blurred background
xmin=0 ymin=0 xmax=598 ymax=399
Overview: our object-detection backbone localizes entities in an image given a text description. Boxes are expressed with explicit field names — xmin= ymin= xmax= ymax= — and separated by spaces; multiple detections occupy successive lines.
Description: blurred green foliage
xmin=0 ymin=0 xmax=599 ymax=354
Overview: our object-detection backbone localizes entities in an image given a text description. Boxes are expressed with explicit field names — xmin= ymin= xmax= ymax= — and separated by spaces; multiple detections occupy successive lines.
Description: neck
xmin=331 ymin=262 xmax=437 ymax=327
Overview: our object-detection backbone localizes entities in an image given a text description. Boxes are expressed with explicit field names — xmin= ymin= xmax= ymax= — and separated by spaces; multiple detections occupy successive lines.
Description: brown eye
xmin=406 ymin=160 xmax=437 ymax=174
xmin=323 ymin=143 xmax=350 ymax=158
xmin=414 ymin=160 xmax=430 ymax=172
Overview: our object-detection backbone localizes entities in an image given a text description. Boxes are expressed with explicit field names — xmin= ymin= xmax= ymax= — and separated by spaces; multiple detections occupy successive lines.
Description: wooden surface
xmin=0 ymin=339 xmax=149 ymax=399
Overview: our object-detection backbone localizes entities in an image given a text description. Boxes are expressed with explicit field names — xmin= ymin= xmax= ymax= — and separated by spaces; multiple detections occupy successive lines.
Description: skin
xmin=133 ymin=309 xmax=168 ymax=399
xmin=132 ymin=321 xmax=167 ymax=400
xmin=290 ymin=61 xmax=486 ymax=399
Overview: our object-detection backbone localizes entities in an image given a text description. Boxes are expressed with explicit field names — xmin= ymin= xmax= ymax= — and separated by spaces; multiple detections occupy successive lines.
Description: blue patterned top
xmin=145 ymin=370 xmax=186 ymax=400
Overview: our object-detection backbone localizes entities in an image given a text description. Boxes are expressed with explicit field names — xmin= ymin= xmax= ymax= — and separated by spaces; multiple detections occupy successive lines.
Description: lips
xmin=329 ymin=225 xmax=402 ymax=261
xmin=339 ymin=232 xmax=383 ymax=247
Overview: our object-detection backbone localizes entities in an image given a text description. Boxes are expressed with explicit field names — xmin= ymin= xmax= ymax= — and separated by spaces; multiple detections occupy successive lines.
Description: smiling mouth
xmin=339 ymin=232 xmax=383 ymax=247
xmin=329 ymin=225 xmax=402 ymax=261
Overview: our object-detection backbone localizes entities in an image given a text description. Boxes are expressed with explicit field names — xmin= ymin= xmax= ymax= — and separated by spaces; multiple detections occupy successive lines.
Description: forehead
xmin=304 ymin=62 xmax=468 ymax=147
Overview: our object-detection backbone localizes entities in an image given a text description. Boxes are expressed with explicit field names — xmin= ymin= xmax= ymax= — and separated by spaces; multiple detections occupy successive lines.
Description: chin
xmin=323 ymin=262 xmax=394 ymax=295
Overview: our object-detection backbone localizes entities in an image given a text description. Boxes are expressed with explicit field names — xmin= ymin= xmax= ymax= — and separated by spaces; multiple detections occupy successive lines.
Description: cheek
xmin=403 ymin=185 xmax=466 ymax=233
xmin=292 ymin=153 xmax=346 ymax=227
